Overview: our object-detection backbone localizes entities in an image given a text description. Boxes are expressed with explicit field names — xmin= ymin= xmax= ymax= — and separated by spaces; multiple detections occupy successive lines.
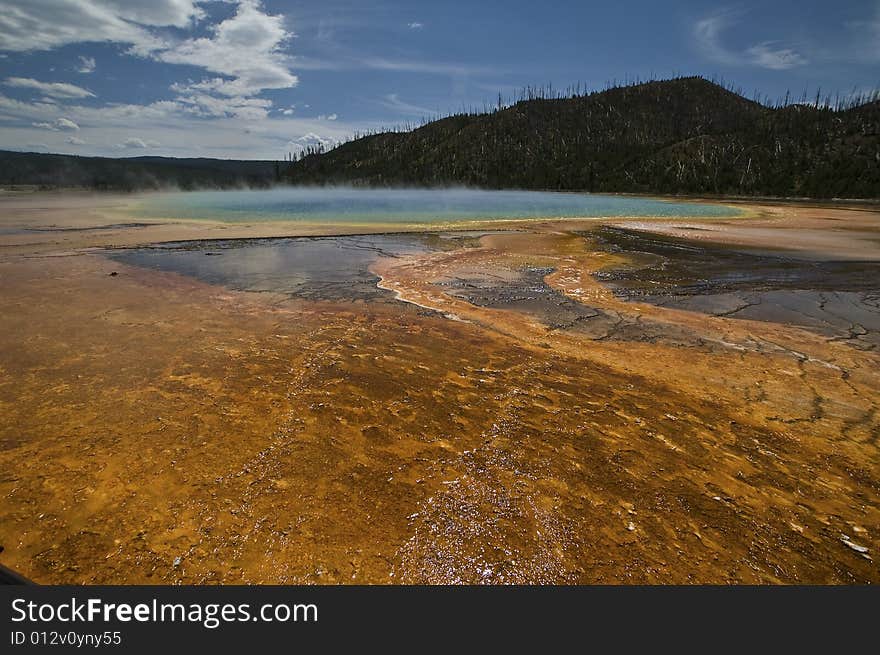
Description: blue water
xmin=133 ymin=188 xmax=740 ymax=224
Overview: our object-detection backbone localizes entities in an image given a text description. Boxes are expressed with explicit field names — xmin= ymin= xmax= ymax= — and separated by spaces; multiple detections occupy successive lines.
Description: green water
xmin=133 ymin=188 xmax=740 ymax=224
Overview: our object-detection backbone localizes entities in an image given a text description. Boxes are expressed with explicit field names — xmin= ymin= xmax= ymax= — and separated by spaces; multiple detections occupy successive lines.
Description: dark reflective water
xmin=109 ymin=233 xmax=479 ymax=302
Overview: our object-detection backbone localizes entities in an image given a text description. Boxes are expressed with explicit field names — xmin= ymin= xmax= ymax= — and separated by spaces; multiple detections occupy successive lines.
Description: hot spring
xmin=132 ymin=187 xmax=741 ymax=225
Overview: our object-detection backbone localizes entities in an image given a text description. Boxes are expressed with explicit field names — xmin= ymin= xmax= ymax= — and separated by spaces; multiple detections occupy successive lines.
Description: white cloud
xmin=0 ymin=2 xmax=296 ymax=99
xmin=693 ymin=11 xmax=739 ymax=65
xmin=0 ymin=93 xmax=194 ymax=127
xmin=105 ymin=0 xmax=205 ymax=27
xmin=4 ymin=77 xmax=95 ymax=99
xmin=56 ymin=117 xmax=80 ymax=130
xmin=31 ymin=117 xmax=80 ymax=131
xmin=76 ymin=56 xmax=96 ymax=73
xmin=0 ymin=92 xmax=372 ymax=159
xmin=317 ymin=113 xmax=337 ymax=121
xmin=168 ymin=85 xmax=274 ymax=120
xmin=407 ymin=22 xmax=424 ymax=30
xmin=157 ymin=1 xmax=297 ymax=97
xmin=0 ymin=95 xmax=60 ymax=118
xmin=0 ymin=1 xmax=199 ymax=53
xmin=694 ymin=10 xmax=808 ymax=70
xmin=291 ymin=132 xmax=337 ymax=153
xmin=745 ymin=43 xmax=808 ymax=70
xmin=118 ymin=137 xmax=159 ymax=149
xmin=65 ymin=136 xmax=86 ymax=145
xmin=0 ymin=0 xmax=306 ymax=158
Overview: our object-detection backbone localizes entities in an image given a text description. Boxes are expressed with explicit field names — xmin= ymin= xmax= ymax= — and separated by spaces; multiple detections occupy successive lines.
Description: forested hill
xmin=0 ymin=151 xmax=280 ymax=191
xmin=286 ymin=77 xmax=880 ymax=199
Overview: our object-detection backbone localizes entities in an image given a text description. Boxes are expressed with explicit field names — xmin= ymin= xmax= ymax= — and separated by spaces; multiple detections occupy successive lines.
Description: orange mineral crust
xmin=1 ymin=194 xmax=878 ymax=584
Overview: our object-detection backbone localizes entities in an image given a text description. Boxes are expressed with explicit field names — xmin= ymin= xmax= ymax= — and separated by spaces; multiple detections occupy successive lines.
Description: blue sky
xmin=0 ymin=0 xmax=878 ymax=159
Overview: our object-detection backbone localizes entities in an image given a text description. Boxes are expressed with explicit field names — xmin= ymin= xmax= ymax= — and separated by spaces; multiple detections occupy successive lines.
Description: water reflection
xmin=110 ymin=234 xmax=442 ymax=301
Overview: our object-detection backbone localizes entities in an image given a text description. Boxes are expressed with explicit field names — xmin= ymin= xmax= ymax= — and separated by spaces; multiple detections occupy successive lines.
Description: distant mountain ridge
xmin=286 ymin=77 xmax=880 ymax=199
xmin=0 ymin=150 xmax=280 ymax=191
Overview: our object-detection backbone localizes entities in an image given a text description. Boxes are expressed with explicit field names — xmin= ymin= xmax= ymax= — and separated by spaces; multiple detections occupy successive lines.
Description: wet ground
xmin=0 ymin=197 xmax=878 ymax=584
xmin=109 ymin=233 xmax=488 ymax=302
xmin=438 ymin=260 xmax=726 ymax=346
xmin=593 ymin=227 xmax=880 ymax=350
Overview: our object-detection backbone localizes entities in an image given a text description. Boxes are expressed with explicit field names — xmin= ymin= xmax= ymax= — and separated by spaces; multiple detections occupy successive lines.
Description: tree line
xmin=285 ymin=76 xmax=880 ymax=199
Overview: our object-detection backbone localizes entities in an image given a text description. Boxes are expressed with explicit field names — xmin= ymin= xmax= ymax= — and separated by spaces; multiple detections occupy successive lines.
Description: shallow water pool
xmin=132 ymin=187 xmax=740 ymax=225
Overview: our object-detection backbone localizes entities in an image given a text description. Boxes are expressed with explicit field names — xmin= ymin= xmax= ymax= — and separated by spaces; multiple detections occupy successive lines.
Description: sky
xmin=0 ymin=0 xmax=878 ymax=160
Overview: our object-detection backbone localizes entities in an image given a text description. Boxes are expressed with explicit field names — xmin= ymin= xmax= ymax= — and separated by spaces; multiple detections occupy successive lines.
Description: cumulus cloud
xmin=291 ymin=132 xmax=337 ymax=152
xmin=317 ymin=113 xmax=337 ymax=121
xmin=4 ymin=77 xmax=95 ymax=99
xmin=157 ymin=1 xmax=297 ymax=97
xmin=65 ymin=136 xmax=86 ymax=145
xmin=694 ymin=10 xmax=808 ymax=70
xmin=0 ymin=1 xmax=198 ymax=53
xmin=0 ymin=1 xmax=296 ymax=98
xmin=173 ymin=91 xmax=274 ymax=120
xmin=56 ymin=117 xmax=80 ymax=130
xmin=76 ymin=56 xmax=96 ymax=73
xmin=407 ymin=22 xmax=424 ymax=30
xmin=0 ymin=0 xmax=308 ymax=157
xmin=31 ymin=117 xmax=80 ymax=131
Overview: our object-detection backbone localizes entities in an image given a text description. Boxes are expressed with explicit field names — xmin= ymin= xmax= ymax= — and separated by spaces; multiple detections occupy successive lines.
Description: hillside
xmin=286 ymin=77 xmax=880 ymax=198
xmin=0 ymin=151 xmax=280 ymax=191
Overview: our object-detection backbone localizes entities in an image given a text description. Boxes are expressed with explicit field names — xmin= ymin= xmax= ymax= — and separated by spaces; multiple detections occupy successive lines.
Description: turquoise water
xmin=133 ymin=188 xmax=740 ymax=224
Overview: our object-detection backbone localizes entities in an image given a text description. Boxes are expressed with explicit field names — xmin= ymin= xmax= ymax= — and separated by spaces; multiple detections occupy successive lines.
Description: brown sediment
xmin=0 ymin=193 xmax=878 ymax=584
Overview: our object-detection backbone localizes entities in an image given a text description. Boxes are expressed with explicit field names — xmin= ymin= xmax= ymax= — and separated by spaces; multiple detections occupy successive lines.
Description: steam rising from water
xmin=132 ymin=187 xmax=740 ymax=224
